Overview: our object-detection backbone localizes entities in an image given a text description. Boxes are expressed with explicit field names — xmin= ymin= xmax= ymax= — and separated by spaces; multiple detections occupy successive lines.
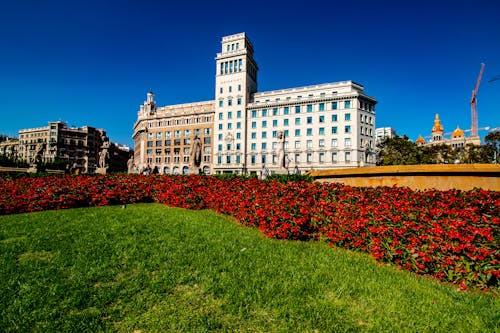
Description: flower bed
xmin=1 ymin=174 xmax=498 ymax=291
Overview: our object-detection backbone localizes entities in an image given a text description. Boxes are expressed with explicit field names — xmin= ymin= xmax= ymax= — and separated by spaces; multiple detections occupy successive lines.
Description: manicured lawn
xmin=0 ymin=204 xmax=498 ymax=332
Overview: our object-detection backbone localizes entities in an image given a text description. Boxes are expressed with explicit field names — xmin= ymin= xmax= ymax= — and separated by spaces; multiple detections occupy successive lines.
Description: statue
xmin=127 ymin=155 xmax=135 ymax=174
xmin=34 ymin=143 xmax=45 ymax=165
xmin=98 ymin=141 xmax=110 ymax=168
xmin=191 ymin=135 xmax=202 ymax=173
xmin=277 ymin=130 xmax=286 ymax=169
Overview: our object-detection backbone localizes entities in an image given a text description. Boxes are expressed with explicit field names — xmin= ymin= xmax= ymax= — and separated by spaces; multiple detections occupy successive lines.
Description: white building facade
xmin=134 ymin=32 xmax=377 ymax=175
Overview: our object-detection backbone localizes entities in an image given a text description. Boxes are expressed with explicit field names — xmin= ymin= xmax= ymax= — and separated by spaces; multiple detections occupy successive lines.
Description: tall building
xmin=375 ymin=127 xmax=397 ymax=142
xmin=133 ymin=33 xmax=377 ymax=175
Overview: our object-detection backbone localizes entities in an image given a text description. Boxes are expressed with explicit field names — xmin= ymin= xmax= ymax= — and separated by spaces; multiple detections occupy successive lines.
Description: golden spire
xmin=431 ymin=113 xmax=444 ymax=133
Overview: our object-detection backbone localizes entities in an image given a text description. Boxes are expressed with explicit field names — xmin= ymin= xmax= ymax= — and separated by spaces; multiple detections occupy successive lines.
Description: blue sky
xmin=1 ymin=0 xmax=499 ymax=147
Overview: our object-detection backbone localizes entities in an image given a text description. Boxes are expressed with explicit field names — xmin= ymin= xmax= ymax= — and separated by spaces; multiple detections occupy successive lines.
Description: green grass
xmin=0 ymin=204 xmax=498 ymax=332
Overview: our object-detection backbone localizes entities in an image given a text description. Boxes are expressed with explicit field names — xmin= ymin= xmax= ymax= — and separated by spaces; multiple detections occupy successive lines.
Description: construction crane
xmin=470 ymin=63 xmax=485 ymax=137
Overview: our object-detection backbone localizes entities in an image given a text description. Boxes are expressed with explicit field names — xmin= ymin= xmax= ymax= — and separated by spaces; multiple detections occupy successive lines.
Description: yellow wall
xmin=309 ymin=164 xmax=500 ymax=191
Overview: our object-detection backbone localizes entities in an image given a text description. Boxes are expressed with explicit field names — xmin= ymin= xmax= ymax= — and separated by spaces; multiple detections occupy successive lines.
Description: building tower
xmin=431 ymin=113 xmax=444 ymax=142
xmin=133 ymin=91 xmax=157 ymax=170
xmin=214 ymin=33 xmax=258 ymax=174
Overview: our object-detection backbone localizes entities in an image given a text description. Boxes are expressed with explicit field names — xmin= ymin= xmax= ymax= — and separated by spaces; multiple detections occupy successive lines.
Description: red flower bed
xmin=1 ymin=174 xmax=498 ymax=291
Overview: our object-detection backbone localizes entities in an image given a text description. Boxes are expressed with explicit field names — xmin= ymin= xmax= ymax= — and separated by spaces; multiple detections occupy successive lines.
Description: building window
xmin=237 ymin=98 xmax=241 ymax=105
xmin=284 ymin=119 xmax=289 ymax=126
xmin=345 ymin=113 xmax=351 ymax=121
xmin=262 ymin=109 xmax=268 ymax=117
xmin=295 ymin=105 xmax=300 ymax=113
xmin=227 ymin=123 xmax=232 ymax=129
xmin=332 ymin=102 xmax=337 ymax=110
xmin=218 ymin=156 xmax=222 ymax=164
xmin=228 ymin=99 xmax=233 ymax=106
xmin=307 ymin=128 xmax=312 ymax=136
xmin=273 ymin=108 xmax=278 ymax=116
xmin=332 ymin=114 xmax=338 ymax=122
xmin=238 ymin=84 xmax=241 ymax=91
xmin=219 ymin=100 xmax=223 ymax=107
xmin=345 ymin=151 xmax=351 ymax=162
xmin=307 ymin=140 xmax=313 ymax=148
xmin=319 ymin=115 xmax=324 ymax=123
xmin=237 ymin=110 xmax=241 ymax=118
xmin=251 ymin=110 xmax=257 ymax=118
xmin=307 ymin=153 xmax=312 ymax=163
xmin=332 ymin=152 xmax=337 ymax=163
xmin=251 ymin=143 xmax=256 ymax=150
xmin=307 ymin=116 xmax=313 ymax=124
xmin=272 ymin=130 xmax=277 ymax=138
xmin=345 ymin=125 xmax=351 ymax=133
xmin=251 ymin=121 xmax=256 ymax=128
xmin=220 ymin=87 xmax=223 ymax=94
xmin=226 ymin=155 xmax=231 ymax=164
xmin=332 ymin=126 xmax=338 ymax=134
xmin=345 ymin=138 xmax=351 ymax=147
xmin=307 ymin=104 xmax=313 ymax=112
xmin=262 ymin=120 xmax=267 ymax=128
xmin=345 ymin=100 xmax=351 ymax=109
xmin=228 ymin=111 xmax=233 ymax=119
xmin=218 ymin=144 xmax=223 ymax=151
xmin=236 ymin=132 xmax=241 ymax=139
xmin=284 ymin=107 xmax=290 ymax=115
xmin=295 ymin=118 xmax=301 ymax=125
xmin=319 ymin=152 xmax=325 ymax=163
xmin=273 ymin=119 xmax=278 ymax=127
xmin=262 ymin=142 xmax=267 ymax=149
xmin=295 ymin=140 xmax=301 ymax=149
xmin=262 ymin=131 xmax=267 ymax=138
xmin=237 ymin=122 xmax=241 ymax=129
xmin=251 ymin=132 xmax=256 ymax=139
xmin=295 ymin=129 xmax=300 ymax=136
xmin=331 ymin=138 xmax=338 ymax=147
xmin=218 ymin=124 xmax=223 ymax=130
xmin=229 ymin=86 xmax=232 ymax=93
xmin=319 ymin=103 xmax=325 ymax=111
xmin=319 ymin=128 xmax=325 ymax=135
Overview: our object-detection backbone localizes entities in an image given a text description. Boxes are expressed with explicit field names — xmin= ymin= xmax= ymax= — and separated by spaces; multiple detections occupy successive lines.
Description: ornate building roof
xmin=415 ymin=135 xmax=426 ymax=145
xmin=452 ymin=126 xmax=465 ymax=138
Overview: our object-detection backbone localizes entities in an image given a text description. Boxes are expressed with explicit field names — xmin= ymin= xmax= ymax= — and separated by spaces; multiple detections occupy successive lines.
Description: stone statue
xmin=127 ymin=155 xmax=135 ymax=174
xmin=277 ymin=130 xmax=286 ymax=169
xmin=192 ymin=135 xmax=202 ymax=169
xmin=98 ymin=141 xmax=110 ymax=168
xmin=34 ymin=143 xmax=45 ymax=165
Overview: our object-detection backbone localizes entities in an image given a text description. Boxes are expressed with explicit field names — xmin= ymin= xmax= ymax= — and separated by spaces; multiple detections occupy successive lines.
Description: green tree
xmin=484 ymin=130 xmax=500 ymax=163
xmin=376 ymin=136 xmax=420 ymax=165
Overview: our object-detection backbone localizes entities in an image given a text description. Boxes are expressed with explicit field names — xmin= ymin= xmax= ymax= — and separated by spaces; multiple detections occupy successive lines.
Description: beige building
xmin=416 ymin=114 xmax=481 ymax=148
xmin=133 ymin=33 xmax=377 ymax=174
xmin=13 ymin=121 xmax=130 ymax=173
xmin=132 ymin=92 xmax=214 ymax=174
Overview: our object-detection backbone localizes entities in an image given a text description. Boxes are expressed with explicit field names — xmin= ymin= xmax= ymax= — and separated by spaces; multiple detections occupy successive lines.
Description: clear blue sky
xmin=1 ymin=0 xmax=499 ymax=147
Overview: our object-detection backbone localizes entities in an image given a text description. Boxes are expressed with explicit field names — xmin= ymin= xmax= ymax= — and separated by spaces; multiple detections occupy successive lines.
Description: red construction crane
xmin=470 ymin=63 xmax=485 ymax=137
